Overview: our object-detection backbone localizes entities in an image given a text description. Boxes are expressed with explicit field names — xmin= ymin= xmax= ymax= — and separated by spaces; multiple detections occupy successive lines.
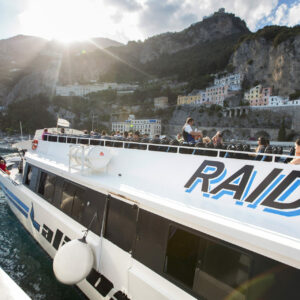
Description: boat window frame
xmin=104 ymin=196 xmax=138 ymax=252
xmin=162 ymin=222 xmax=254 ymax=299
xmin=37 ymin=170 xmax=57 ymax=203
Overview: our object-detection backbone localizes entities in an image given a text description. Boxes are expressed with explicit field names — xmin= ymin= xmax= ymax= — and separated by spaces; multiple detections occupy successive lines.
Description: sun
xmin=19 ymin=0 xmax=113 ymax=43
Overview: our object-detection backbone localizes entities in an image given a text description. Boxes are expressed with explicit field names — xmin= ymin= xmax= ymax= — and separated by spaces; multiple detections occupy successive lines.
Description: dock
xmin=0 ymin=268 xmax=31 ymax=300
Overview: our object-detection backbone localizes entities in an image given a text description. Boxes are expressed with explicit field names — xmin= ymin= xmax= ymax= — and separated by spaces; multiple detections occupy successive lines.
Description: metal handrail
xmin=41 ymin=134 xmax=296 ymax=163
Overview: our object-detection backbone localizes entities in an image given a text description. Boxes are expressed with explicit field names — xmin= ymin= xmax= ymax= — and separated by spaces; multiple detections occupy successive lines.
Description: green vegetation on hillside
xmin=235 ymin=25 xmax=300 ymax=50
xmin=1 ymin=96 xmax=55 ymax=134
xmin=289 ymin=90 xmax=300 ymax=100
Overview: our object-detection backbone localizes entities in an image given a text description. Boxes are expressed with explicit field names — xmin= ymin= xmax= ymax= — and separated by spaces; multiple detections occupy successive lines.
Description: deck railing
xmin=41 ymin=134 xmax=296 ymax=163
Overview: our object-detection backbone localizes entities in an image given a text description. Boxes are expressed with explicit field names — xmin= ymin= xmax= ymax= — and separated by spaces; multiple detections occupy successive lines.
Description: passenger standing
xmin=182 ymin=117 xmax=199 ymax=143
xmin=42 ymin=128 xmax=48 ymax=140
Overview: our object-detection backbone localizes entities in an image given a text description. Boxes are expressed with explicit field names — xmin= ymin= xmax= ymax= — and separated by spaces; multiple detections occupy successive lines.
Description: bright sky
xmin=0 ymin=0 xmax=299 ymax=43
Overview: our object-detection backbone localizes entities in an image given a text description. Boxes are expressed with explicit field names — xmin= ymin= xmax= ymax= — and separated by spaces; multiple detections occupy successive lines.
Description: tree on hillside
xmin=277 ymin=120 xmax=286 ymax=141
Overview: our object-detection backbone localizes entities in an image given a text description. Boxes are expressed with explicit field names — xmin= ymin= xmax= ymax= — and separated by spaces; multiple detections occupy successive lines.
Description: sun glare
xmin=18 ymin=0 xmax=141 ymax=43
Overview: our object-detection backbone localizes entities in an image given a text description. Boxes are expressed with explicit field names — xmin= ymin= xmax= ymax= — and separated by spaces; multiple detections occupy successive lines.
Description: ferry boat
xmin=1 ymin=128 xmax=300 ymax=300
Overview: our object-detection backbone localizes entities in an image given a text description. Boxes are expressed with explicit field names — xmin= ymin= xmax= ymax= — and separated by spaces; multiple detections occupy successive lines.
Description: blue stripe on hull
xmin=0 ymin=181 xmax=29 ymax=218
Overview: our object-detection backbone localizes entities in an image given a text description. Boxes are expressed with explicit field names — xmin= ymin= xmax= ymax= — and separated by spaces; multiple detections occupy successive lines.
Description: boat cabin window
xmin=25 ymin=165 xmax=32 ymax=186
xmin=104 ymin=197 xmax=138 ymax=252
xmin=164 ymin=225 xmax=252 ymax=300
xmin=35 ymin=168 xmax=105 ymax=236
xmin=60 ymin=182 xmax=85 ymax=222
xmin=133 ymin=209 xmax=169 ymax=274
xmin=24 ymin=164 xmax=39 ymax=192
xmin=164 ymin=226 xmax=199 ymax=288
xmin=81 ymin=189 xmax=106 ymax=235
xmin=38 ymin=172 xmax=56 ymax=202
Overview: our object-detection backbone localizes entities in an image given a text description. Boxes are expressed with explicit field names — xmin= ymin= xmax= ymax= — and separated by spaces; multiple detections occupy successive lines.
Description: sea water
xmin=0 ymin=149 xmax=85 ymax=300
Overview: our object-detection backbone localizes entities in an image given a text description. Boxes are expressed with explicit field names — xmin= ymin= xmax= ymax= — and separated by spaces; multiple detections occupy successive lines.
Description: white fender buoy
xmin=53 ymin=238 xmax=94 ymax=285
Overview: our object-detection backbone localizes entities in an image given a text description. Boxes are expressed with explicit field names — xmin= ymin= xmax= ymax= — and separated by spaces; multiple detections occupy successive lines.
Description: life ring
xmin=32 ymin=139 xmax=38 ymax=150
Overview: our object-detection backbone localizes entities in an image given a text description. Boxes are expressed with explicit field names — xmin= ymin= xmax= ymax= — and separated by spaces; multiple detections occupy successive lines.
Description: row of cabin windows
xmin=24 ymin=164 xmax=300 ymax=300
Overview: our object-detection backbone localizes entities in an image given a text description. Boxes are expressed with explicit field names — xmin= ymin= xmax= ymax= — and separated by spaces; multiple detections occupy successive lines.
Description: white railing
xmin=41 ymin=134 xmax=296 ymax=164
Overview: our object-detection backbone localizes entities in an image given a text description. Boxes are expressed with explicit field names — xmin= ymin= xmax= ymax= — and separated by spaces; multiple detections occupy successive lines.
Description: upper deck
xmin=24 ymin=132 xmax=300 ymax=269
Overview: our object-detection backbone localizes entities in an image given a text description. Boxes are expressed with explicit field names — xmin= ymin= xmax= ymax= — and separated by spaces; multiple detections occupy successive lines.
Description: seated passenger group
xmin=40 ymin=120 xmax=300 ymax=165
xmin=181 ymin=117 xmax=223 ymax=146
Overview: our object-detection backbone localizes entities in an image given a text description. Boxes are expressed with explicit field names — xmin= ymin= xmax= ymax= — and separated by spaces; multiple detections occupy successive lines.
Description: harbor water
xmin=0 ymin=149 xmax=85 ymax=300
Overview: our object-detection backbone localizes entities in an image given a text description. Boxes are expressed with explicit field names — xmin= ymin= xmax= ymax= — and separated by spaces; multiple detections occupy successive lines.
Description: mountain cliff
xmin=120 ymin=10 xmax=249 ymax=63
xmin=231 ymin=26 xmax=300 ymax=96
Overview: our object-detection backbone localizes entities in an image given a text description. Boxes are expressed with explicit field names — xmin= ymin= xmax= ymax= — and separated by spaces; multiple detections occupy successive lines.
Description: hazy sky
xmin=0 ymin=0 xmax=299 ymax=43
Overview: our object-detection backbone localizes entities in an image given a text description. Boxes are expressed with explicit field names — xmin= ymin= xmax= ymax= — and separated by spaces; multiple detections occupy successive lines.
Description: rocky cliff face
xmin=123 ymin=12 xmax=249 ymax=63
xmin=231 ymin=30 xmax=300 ymax=95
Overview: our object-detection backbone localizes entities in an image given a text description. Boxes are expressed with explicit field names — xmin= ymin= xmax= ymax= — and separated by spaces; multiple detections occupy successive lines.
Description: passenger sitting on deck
xmin=101 ymin=130 xmax=107 ymax=136
xmin=60 ymin=128 xmax=65 ymax=134
xmin=176 ymin=133 xmax=184 ymax=143
xmin=254 ymin=136 xmax=267 ymax=161
xmin=212 ymin=131 xmax=223 ymax=145
xmin=256 ymin=137 xmax=267 ymax=153
xmin=182 ymin=117 xmax=199 ymax=143
xmin=123 ymin=131 xmax=129 ymax=139
xmin=133 ymin=131 xmax=140 ymax=142
xmin=91 ymin=129 xmax=100 ymax=137
xmin=195 ymin=131 xmax=203 ymax=143
xmin=82 ymin=130 xmax=89 ymax=137
xmin=115 ymin=131 xmax=121 ymax=137
xmin=0 ymin=160 xmax=10 ymax=175
xmin=42 ymin=128 xmax=48 ymax=140
xmin=203 ymin=136 xmax=211 ymax=145
xmin=290 ymin=139 xmax=300 ymax=165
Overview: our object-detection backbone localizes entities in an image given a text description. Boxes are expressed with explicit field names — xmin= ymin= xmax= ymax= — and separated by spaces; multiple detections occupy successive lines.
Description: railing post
xmin=81 ymin=145 xmax=84 ymax=174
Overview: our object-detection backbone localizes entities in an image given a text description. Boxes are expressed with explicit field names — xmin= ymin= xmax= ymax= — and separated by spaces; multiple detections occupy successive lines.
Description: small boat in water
xmin=1 ymin=127 xmax=300 ymax=300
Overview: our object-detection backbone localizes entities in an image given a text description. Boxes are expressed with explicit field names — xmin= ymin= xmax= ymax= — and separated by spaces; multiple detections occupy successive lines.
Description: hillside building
xmin=56 ymin=82 xmax=138 ymax=97
xmin=269 ymin=96 xmax=287 ymax=106
xmin=177 ymin=91 xmax=206 ymax=106
xmin=112 ymin=115 xmax=161 ymax=137
xmin=154 ymin=97 xmax=168 ymax=110
xmin=214 ymin=73 xmax=244 ymax=87
xmin=205 ymin=85 xmax=229 ymax=105
xmin=245 ymin=85 xmax=272 ymax=106
xmin=288 ymin=99 xmax=300 ymax=105
xmin=177 ymin=73 xmax=243 ymax=107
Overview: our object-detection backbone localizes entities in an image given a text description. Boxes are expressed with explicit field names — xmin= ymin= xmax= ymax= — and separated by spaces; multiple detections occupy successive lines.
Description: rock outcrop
xmin=130 ymin=11 xmax=249 ymax=63
xmin=231 ymin=27 xmax=300 ymax=95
